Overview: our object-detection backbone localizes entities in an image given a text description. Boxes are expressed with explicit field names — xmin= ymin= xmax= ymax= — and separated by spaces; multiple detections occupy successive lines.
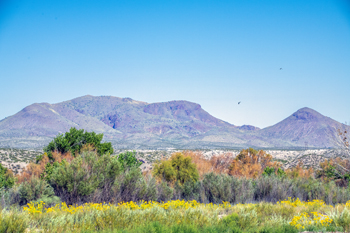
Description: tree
xmin=18 ymin=152 xmax=73 ymax=183
xmin=117 ymin=151 xmax=142 ymax=171
xmin=316 ymin=158 xmax=350 ymax=187
xmin=285 ymin=161 xmax=314 ymax=179
xmin=324 ymin=125 xmax=350 ymax=180
xmin=0 ymin=163 xmax=15 ymax=189
xmin=228 ymin=148 xmax=280 ymax=178
xmin=43 ymin=127 xmax=113 ymax=159
xmin=153 ymin=152 xmax=199 ymax=185
xmin=262 ymin=166 xmax=286 ymax=177
xmin=183 ymin=151 xmax=234 ymax=178
xmin=337 ymin=128 xmax=349 ymax=157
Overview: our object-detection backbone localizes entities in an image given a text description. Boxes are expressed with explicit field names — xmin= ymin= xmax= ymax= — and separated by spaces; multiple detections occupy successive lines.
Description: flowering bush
xmin=23 ymin=199 xmax=232 ymax=214
xmin=290 ymin=212 xmax=333 ymax=230
xmin=18 ymin=198 xmax=350 ymax=232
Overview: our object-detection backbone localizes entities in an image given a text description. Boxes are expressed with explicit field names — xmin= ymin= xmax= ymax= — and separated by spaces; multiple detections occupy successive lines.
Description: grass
xmin=0 ymin=198 xmax=348 ymax=232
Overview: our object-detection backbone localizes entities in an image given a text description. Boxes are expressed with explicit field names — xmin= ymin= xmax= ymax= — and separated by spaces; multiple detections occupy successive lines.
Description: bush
xmin=0 ymin=164 xmax=15 ymax=189
xmin=174 ymin=179 xmax=201 ymax=201
xmin=202 ymin=172 xmax=254 ymax=204
xmin=18 ymin=176 xmax=60 ymax=206
xmin=229 ymin=148 xmax=280 ymax=178
xmin=153 ymin=152 xmax=199 ymax=185
xmin=49 ymin=151 xmax=121 ymax=204
xmin=114 ymin=167 xmax=157 ymax=202
xmin=117 ymin=151 xmax=142 ymax=171
xmin=0 ymin=211 xmax=27 ymax=233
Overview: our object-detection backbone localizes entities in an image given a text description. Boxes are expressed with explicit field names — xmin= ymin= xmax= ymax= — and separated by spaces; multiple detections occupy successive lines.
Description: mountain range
xmin=0 ymin=95 xmax=348 ymax=149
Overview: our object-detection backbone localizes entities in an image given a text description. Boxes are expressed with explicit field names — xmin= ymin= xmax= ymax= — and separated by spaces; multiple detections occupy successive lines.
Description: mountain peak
xmin=260 ymin=107 xmax=348 ymax=148
xmin=291 ymin=107 xmax=323 ymax=121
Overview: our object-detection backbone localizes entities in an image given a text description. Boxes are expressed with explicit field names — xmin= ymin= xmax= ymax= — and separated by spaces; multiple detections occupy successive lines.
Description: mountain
xmin=0 ymin=95 xmax=244 ymax=148
xmin=257 ymin=107 xmax=349 ymax=148
xmin=0 ymin=96 xmax=348 ymax=149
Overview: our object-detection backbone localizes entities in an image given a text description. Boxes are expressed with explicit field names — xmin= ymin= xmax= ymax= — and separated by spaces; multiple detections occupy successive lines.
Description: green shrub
xmin=18 ymin=176 xmax=59 ymax=206
xmin=0 ymin=164 xmax=15 ymax=189
xmin=0 ymin=211 xmax=27 ymax=233
xmin=157 ymin=181 xmax=173 ymax=202
xmin=117 ymin=151 xmax=142 ymax=171
xmin=49 ymin=151 xmax=121 ymax=204
xmin=153 ymin=152 xmax=199 ymax=185
xmin=174 ymin=179 xmax=201 ymax=201
xmin=114 ymin=167 xmax=157 ymax=202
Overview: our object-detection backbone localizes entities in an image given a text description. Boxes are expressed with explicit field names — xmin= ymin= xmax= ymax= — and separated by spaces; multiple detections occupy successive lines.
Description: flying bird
xmin=280 ymin=68 xmax=282 ymax=70
xmin=238 ymin=101 xmax=241 ymax=105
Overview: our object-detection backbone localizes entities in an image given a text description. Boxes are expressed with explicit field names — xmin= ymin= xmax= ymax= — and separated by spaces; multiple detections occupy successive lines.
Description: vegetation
xmin=153 ymin=152 xmax=199 ymax=184
xmin=228 ymin=148 xmax=280 ymax=178
xmin=49 ymin=151 xmax=121 ymax=204
xmin=117 ymin=151 xmax=142 ymax=171
xmin=0 ymin=163 xmax=15 ymax=189
xmin=336 ymin=128 xmax=349 ymax=157
xmin=1 ymin=198 xmax=350 ymax=232
xmin=42 ymin=127 xmax=113 ymax=159
xmin=2 ymin=129 xmax=350 ymax=232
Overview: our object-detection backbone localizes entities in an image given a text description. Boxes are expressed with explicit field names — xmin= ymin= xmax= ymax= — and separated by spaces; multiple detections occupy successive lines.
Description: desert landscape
xmin=1 ymin=0 xmax=350 ymax=232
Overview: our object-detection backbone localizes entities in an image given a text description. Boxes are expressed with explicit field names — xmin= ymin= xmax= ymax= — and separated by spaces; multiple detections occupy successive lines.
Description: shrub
xmin=184 ymin=150 xmax=234 ymax=178
xmin=285 ymin=161 xmax=314 ymax=179
xmin=114 ymin=167 xmax=157 ymax=202
xmin=0 ymin=211 xmax=27 ymax=233
xmin=157 ymin=181 xmax=174 ymax=202
xmin=17 ymin=153 xmax=50 ymax=183
xmin=174 ymin=179 xmax=201 ymax=201
xmin=0 ymin=164 xmax=15 ymax=189
xmin=316 ymin=158 xmax=350 ymax=187
xmin=153 ymin=152 xmax=199 ymax=185
xmin=202 ymin=172 xmax=254 ymax=204
xmin=18 ymin=176 xmax=60 ymax=206
xmin=49 ymin=151 xmax=121 ymax=204
xmin=18 ymin=152 xmax=73 ymax=184
xmin=263 ymin=167 xmax=286 ymax=177
xmin=117 ymin=151 xmax=142 ymax=171
xmin=229 ymin=148 xmax=280 ymax=178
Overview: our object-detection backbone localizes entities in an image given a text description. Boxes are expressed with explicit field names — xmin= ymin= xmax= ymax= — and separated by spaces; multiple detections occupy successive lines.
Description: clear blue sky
xmin=1 ymin=0 xmax=349 ymax=128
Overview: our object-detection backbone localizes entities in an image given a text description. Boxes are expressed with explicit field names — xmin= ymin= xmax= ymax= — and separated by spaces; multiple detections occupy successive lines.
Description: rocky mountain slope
xmin=258 ymin=107 xmax=349 ymax=148
xmin=0 ymin=95 xmax=348 ymax=149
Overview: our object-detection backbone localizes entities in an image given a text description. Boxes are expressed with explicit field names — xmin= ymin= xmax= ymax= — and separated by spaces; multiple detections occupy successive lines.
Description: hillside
xmin=0 ymin=95 xmax=244 ymax=148
xmin=0 ymin=96 xmax=348 ymax=149
xmin=258 ymin=107 xmax=349 ymax=148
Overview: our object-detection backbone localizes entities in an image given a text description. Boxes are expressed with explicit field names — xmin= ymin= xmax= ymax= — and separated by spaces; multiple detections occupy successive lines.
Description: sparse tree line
xmin=1 ymin=127 xmax=350 ymax=208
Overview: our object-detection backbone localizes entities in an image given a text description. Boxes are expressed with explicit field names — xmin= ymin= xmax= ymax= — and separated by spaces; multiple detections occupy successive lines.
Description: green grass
xmin=1 ymin=200 xmax=349 ymax=233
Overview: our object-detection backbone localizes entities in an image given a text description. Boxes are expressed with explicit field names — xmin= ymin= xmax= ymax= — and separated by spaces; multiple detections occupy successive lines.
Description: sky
xmin=0 ymin=0 xmax=349 ymax=128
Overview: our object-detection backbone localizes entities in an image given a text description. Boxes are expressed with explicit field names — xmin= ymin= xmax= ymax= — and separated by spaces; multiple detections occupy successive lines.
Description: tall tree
xmin=43 ymin=127 xmax=113 ymax=159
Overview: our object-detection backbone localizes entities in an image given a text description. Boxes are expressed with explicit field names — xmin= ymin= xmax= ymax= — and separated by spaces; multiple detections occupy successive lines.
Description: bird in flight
xmin=280 ymin=68 xmax=282 ymax=70
xmin=238 ymin=101 xmax=241 ymax=105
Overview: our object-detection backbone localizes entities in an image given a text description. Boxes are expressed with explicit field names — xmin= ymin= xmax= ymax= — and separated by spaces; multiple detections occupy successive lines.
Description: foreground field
xmin=1 ymin=198 xmax=350 ymax=233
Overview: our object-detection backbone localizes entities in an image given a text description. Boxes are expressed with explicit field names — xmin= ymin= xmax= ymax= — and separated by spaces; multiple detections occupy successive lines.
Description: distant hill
xmin=257 ymin=107 xmax=349 ymax=148
xmin=0 ymin=95 xmax=242 ymax=148
xmin=0 ymin=96 xmax=348 ymax=149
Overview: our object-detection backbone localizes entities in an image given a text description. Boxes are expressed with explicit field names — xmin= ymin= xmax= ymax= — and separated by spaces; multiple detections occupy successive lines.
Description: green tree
xmin=117 ymin=151 xmax=142 ymax=170
xmin=262 ymin=166 xmax=286 ymax=177
xmin=153 ymin=152 xmax=199 ymax=185
xmin=43 ymin=127 xmax=113 ymax=159
xmin=0 ymin=164 xmax=15 ymax=189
